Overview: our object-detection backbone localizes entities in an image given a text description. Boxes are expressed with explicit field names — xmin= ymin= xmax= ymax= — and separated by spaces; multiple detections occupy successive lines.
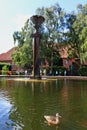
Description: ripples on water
xmin=0 ymin=78 xmax=87 ymax=130
xmin=0 ymin=81 xmax=22 ymax=130
xmin=0 ymin=90 xmax=14 ymax=130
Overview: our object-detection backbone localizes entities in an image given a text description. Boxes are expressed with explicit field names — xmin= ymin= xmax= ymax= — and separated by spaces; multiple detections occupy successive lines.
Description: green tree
xmin=65 ymin=4 xmax=87 ymax=64
xmin=64 ymin=12 xmax=79 ymax=58
xmin=12 ymin=19 xmax=33 ymax=69
xmin=2 ymin=65 xmax=8 ymax=75
xmin=76 ymin=4 xmax=87 ymax=63
xmin=12 ymin=3 xmax=66 ymax=70
xmin=36 ymin=3 xmax=65 ymax=69
xmin=12 ymin=44 xmax=33 ymax=69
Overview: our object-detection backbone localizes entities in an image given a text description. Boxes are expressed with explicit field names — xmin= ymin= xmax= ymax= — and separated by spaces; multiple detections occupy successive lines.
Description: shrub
xmin=2 ymin=65 xmax=8 ymax=75
xmin=78 ymin=66 xmax=87 ymax=76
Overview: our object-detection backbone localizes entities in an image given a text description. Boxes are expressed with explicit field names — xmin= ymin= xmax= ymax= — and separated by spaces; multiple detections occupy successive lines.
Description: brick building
xmin=0 ymin=48 xmax=18 ymax=71
xmin=0 ymin=47 xmax=81 ymax=73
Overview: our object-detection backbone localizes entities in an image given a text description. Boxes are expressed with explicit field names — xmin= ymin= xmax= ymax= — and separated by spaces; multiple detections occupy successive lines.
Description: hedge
xmin=78 ymin=66 xmax=87 ymax=76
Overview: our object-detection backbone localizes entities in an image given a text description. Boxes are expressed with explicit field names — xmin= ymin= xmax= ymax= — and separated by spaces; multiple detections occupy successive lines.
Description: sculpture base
xmin=30 ymin=75 xmax=41 ymax=80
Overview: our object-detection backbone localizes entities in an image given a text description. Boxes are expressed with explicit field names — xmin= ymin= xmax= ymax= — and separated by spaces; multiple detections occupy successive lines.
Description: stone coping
xmin=0 ymin=75 xmax=87 ymax=80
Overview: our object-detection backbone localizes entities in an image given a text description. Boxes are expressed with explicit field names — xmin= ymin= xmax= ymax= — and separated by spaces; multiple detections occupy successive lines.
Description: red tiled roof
xmin=0 ymin=46 xmax=68 ymax=62
xmin=0 ymin=48 xmax=14 ymax=62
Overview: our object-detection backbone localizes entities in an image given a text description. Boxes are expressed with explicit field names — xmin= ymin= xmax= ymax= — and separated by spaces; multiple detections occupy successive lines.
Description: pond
xmin=0 ymin=77 xmax=87 ymax=130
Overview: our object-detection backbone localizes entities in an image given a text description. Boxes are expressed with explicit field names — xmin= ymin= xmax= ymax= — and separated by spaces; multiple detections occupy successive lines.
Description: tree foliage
xmin=12 ymin=3 xmax=66 ymax=69
xmin=77 ymin=4 xmax=87 ymax=63
xmin=12 ymin=3 xmax=87 ymax=69
xmin=36 ymin=3 xmax=65 ymax=67
xmin=65 ymin=4 xmax=87 ymax=63
xmin=12 ymin=19 xmax=33 ymax=69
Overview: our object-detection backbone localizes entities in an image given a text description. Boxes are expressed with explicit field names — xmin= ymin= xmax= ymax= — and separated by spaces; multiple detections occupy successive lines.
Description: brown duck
xmin=44 ymin=113 xmax=61 ymax=125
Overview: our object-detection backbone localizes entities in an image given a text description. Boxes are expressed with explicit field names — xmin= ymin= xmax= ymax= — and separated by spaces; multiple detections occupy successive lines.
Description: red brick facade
xmin=0 ymin=47 xmax=81 ymax=72
xmin=0 ymin=48 xmax=18 ymax=71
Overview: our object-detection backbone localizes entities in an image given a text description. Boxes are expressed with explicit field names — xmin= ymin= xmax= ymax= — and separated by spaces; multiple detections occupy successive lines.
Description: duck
xmin=44 ymin=113 xmax=61 ymax=125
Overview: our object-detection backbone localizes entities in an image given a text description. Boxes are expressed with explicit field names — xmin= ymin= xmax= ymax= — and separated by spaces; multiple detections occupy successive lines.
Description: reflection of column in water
xmin=43 ymin=81 xmax=47 ymax=92
xmin=56 ymin=80 xmax=58 ymax=89
xmin=64 ymin=78 xmax=67 ymax=87
xmin=31 ymin=82 xmax=42 ymax=94
xmin=61 ymin=79 xmax=68 ymax=104
xmin=31 ymin=82 xmax=35 ymax=95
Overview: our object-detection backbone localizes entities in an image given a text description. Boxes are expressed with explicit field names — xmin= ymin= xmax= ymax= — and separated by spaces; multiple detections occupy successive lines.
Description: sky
xmin=0 ymin=0 xmax=87 ymax=54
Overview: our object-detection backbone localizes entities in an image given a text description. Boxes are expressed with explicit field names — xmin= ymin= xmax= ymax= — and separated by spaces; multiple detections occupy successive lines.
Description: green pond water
xmin=0 ymin=77 xmax=87 ymax=130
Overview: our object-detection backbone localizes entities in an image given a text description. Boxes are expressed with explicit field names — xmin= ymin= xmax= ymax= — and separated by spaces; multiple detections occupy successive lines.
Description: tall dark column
xmin=30 ymin=15 xmax=45 ymax=79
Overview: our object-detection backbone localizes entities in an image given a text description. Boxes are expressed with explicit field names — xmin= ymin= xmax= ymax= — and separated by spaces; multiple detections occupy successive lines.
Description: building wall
xmin=62 ymin=58 xmax=75 ymax=70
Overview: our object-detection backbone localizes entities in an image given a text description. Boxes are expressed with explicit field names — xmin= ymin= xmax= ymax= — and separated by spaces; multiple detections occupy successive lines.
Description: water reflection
xmin=0 ymin=78 xmax=87 ymax=130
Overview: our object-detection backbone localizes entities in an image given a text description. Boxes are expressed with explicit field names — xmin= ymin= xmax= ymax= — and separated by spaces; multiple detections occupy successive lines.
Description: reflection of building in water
xmin=61 ymin=80 xmax=69 ymax=105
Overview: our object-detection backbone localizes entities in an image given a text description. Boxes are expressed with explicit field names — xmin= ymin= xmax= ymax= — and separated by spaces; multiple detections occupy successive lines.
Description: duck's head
xmin=56 ymin=113 xmax=62 ymax=118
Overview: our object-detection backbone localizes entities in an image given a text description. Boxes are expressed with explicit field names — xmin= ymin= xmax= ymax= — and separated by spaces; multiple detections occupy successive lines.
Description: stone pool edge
xmin=0 ymin=75 xmax=87 ymax=80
